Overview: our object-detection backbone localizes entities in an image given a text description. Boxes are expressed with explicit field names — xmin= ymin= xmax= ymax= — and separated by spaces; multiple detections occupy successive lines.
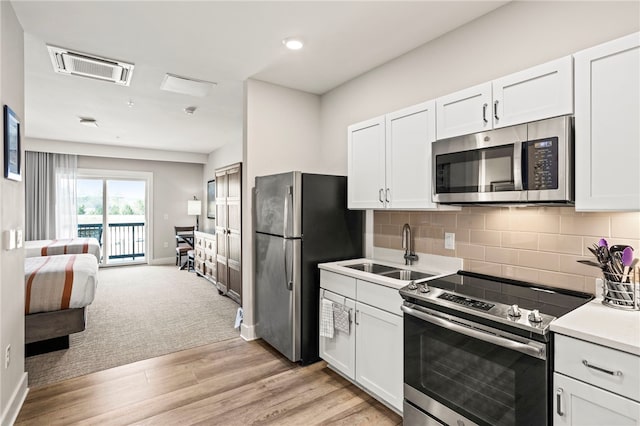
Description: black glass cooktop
xmin=400 ymin=270 xmax=594 ymax=336
xmin=424 ymin=271 xmax=593 ymax=318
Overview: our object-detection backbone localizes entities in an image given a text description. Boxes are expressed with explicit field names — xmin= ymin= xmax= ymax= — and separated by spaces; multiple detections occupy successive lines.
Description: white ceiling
xmin=11 ymin=1 xmax=507 ymax=155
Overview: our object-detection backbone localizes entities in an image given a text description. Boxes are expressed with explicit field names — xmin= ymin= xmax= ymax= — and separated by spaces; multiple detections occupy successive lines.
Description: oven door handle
xmin=401 ymin=304 xmax=546 ymax=360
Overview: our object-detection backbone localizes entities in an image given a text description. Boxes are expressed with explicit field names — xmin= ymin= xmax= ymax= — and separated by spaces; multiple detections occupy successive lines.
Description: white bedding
xmin=25 ymin=254 xmax=98 ymax=315
xmin=25 ymin=238 xmax=101 ymax=263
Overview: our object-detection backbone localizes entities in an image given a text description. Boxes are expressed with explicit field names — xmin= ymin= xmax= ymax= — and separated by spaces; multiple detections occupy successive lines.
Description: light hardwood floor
xmin=16 ymin=338 xmax=402 ymax=425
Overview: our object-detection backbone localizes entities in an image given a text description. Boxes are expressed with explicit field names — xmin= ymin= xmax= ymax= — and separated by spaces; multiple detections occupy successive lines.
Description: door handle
xmin=283 ymin=185 xmax=291 ymax=239
xmin=494 ymin=100 xmax=499 ymax=121
xmin=283 ymin=239 xmax=292 ymax=291
xmin=385 ymin=188 xmax=390 ymax=203
xmin=482 ymin=103 xmax=488 ymax=124
xmin=378 ymin=188 xmax=384 ymax=204
xmin=556 ymin=388 xmax=564 ymax=416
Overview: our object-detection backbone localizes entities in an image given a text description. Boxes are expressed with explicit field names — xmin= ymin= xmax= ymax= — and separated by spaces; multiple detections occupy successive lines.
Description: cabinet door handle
xmin=482 ymin=103 xmax=488 ymax=124
xmin=556 ymin=388 xmax=564 ymax=416
xmin=378 ymin=189 xmax=384 ymax=204
xmin=582 ymin=359 xmax=623 ymax=376
xmin=355 ymin=310 xmax=359 ymax=326
xmin=494 ymin=100 xmax=499 ymax=121
xmin=385 ymin=188 xmax=390 ymax=203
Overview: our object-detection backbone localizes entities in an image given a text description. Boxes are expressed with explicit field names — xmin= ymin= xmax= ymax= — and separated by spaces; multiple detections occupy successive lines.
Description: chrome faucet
xmin=402 ymin=223 xmax=418 ymax=265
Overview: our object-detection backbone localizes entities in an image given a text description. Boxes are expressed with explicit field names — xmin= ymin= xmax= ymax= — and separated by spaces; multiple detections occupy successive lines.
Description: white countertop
xmin=318 ymin=252 xmax=461 ymax=290
xmin=551 ymin=298 xmax=640 ymax=356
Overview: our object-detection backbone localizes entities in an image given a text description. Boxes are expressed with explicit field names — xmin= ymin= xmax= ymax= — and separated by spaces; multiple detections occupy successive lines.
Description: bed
xmin=25 ymin=238 xmax=101 ymax=263
xmin=24 ymin=253 xmax=99 ymax=353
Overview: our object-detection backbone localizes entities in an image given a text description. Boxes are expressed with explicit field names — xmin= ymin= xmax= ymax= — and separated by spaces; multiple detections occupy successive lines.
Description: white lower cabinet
xmin=554 ymin=373 xmax=640 ymax=425
xmin=319 ymin=289 xmax=356 ymax=380
xmin=553 ymin=334 xmax=640 ymax=425
xmin=319 ymin=270 xmax=403 ymax=413
xmin=355 ymin=301 xmax=403 ymax=411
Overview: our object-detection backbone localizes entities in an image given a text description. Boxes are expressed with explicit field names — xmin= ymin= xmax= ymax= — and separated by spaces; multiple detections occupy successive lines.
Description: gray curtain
xmin=25 ymin=151 xmax=78 ymax=240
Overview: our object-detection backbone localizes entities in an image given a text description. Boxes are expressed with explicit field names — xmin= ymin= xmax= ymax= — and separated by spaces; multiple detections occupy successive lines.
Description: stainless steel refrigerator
xmin=254 ymin=172 xmax=363 ymax=364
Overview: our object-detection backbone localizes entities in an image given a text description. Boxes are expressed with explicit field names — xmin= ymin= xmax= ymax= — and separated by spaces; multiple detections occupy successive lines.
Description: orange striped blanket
xmin=25 ymin=254 xmax=98 ymax=315
xmin=25 ymin=238 xmax=101 ymax=263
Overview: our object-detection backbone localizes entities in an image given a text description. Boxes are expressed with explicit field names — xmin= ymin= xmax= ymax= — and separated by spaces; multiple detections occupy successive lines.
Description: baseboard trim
xmin=240 ymin=323 xmax=257 ymax=341
xmin=149 ymin=257 xmax=174 ymax=265
xmin=1 ymin=372 xmax=28 ymax=426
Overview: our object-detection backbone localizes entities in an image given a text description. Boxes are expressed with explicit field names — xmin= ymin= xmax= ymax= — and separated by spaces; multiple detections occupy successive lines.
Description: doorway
xmin=77 ymin=170 xmax=152 ymax=266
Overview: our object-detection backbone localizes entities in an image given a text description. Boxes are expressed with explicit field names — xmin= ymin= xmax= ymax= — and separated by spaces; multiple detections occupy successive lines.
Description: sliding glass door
xmin=77 ymin=172 xmax=150 ymax=266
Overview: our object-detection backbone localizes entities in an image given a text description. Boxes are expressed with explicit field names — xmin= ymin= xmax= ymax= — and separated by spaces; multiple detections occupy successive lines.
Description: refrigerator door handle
xmin=283 ymin=239 xmax=292 ymax=291
xmin=283 ymin=185 xmax=292 ymax=239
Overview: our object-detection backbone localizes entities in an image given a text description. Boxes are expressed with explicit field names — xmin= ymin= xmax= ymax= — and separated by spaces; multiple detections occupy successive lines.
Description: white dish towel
xmin=320 ymin=298 xmax=334 ymax=339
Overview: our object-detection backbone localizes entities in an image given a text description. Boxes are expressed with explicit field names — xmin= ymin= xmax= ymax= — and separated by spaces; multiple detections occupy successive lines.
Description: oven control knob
xmin=407 ymin=281 xmax=418 ymax=290
xmin=528 ymin=309 xmax=543 ymax=323
xmin=508 ymin=304 xmax=521 ymax=317
xmin=419 ymin=284 xmax=430 ymax=293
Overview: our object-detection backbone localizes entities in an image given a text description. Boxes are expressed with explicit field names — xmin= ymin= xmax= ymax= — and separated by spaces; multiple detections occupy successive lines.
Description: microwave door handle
xmin=513 ymin=141 xmax=523 ymax=191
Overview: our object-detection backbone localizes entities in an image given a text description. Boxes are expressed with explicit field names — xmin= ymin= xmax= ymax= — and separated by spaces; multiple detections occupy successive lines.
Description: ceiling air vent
xmin=47 ymin=45 xmax=134 ymax=86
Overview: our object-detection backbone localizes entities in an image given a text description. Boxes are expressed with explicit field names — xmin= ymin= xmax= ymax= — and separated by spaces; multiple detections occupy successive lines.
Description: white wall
xmin=77 ymin=156 xmax=203 ymax=262
xmin=0 ymin=1 xmax=27 ymax=423
xmin=241 ymin=79 xmax=321 ymax=338
xmin=319 ymin=1 xmax=640 ymax=175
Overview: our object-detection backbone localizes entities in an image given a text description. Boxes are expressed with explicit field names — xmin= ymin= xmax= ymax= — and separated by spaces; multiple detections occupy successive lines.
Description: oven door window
xmin=435 ymin=145 xmax=515 ymax=193
xmin=404 ymin=313 xmax=547 ymax=426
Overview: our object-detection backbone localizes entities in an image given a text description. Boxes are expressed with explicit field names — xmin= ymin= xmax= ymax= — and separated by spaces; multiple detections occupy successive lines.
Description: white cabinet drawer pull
xmin=582 ymin=359 xmax=623 ymax=377
xmin=556 ymin=388 xmax=564 ymax=416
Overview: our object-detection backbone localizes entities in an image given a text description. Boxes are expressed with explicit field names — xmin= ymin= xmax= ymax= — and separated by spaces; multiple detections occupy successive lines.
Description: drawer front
xmin=555 ymin=334 xmax=640 ymax=402
xmin=195 ymin=247 xmax=205 ymax=261
xmin=356 ymin=280 xmax=403 ymax=316
xmin=320 ymin=270 xmax=356 ymax=299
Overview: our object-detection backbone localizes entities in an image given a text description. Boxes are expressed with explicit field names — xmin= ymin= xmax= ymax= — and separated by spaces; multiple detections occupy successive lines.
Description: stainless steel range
xmin=400 ymin=271 xmax=593 ymax=426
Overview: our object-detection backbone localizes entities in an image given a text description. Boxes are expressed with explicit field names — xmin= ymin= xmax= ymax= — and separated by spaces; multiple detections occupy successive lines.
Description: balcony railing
xmin=78 ymin=222 xmax=145 ymax=260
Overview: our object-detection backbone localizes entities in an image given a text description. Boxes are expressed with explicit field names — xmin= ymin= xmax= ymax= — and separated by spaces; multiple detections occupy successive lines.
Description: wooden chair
xmin=175 ymin=226 xmax=194 ymax=269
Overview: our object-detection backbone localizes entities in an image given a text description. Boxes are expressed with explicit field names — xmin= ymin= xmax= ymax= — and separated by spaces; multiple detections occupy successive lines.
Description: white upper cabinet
xmin=436 ymin=56 xmax=574 ymax=139
xmin=348 ymin=101 xmax=443 ymax=210
xmin=435 ymin=82 xmax=492 ymax=139
xmin=347 ymin=116 xmax=386 ymax=209
xmin=492 ymin=56 xmax=573 ymax=128
xmin=574 ymin=32 xmax=640 ymax=211
xmin=385 ymin=101 xmax=438 ymax=209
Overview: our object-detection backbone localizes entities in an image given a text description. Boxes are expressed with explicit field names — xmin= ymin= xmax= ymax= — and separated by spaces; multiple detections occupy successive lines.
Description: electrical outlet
xmin=163 ymin=242 xmax=168 ymax=248
xmin=5 ymin=345 xmax=10 ymax=369
xmin=445 ymin=232 xmax=455 ymax=250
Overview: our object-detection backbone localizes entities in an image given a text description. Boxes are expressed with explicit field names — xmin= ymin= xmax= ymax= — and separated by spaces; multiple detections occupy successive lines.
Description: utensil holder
xmin=602 ymin=272 xmax=640 ymax=311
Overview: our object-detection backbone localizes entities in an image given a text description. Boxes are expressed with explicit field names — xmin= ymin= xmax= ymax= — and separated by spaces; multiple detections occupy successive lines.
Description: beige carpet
xmin=25 ymin=264 xmax=240 ymax=387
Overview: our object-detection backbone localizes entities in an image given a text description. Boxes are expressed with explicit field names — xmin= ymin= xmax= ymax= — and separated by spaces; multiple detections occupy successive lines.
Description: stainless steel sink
xmin=343 ymin=262 xmax=433 ymax=281
xmin=380 ymin=270 xmax=433 ymax=281
xmin=343 ymin=262 xmax=397 ymax=274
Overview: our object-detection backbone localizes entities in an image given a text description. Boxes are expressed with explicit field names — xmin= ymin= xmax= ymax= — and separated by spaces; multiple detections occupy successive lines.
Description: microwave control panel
xmin=524 ymin=137 xmax=558 ymax=190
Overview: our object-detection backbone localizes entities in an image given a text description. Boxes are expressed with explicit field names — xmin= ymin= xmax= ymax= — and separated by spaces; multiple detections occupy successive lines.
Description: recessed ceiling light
xmin=282 ymin=37 xmax=304 ymax=50
xmin=184 ymin=106 xmax=197 ymax=115
xmin=79 ymin=117 xmax=98 ymax=127
xmin=127 ymin=99 xmax=134 ymax=108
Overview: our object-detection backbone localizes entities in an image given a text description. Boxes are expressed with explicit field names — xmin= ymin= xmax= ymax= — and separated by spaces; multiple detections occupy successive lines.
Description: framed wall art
xmin=207 ymin=179 xmax=216 ymax=219
xmin=4 ymin=105 xmax=21 ymax=181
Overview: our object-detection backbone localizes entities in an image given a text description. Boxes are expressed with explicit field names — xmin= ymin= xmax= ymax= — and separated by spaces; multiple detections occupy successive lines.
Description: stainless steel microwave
xmin=432 ymin=116 xmax=573 ymax=204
